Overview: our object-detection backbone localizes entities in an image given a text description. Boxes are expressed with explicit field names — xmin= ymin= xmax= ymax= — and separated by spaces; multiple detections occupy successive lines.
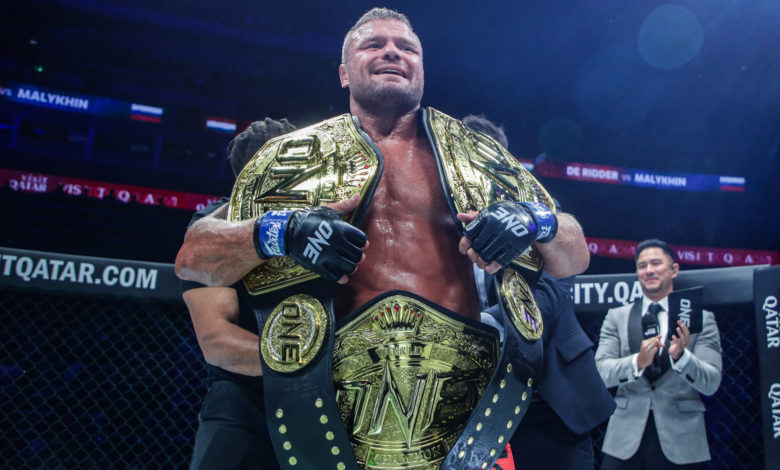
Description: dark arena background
xmin=1 ymin=1 xmax=779 ymax=469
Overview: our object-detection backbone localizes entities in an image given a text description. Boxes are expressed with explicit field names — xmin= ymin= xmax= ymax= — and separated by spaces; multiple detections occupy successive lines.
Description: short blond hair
xmin=341 ymin=8 xmax=416 ymax=64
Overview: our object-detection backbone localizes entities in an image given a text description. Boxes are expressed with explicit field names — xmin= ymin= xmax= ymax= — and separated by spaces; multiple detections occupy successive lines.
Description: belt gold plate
xmin=424 ymin=107 xmax=556 ymax=273
xmin=228 ymin=114 xmax=381 ymax=294
xmin=333 ymin=294 xmax=499 ymax=469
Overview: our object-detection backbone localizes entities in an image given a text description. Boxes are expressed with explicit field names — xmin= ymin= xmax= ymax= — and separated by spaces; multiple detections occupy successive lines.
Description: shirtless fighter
xmin=176 ymin=7 xmax=589 ymax=470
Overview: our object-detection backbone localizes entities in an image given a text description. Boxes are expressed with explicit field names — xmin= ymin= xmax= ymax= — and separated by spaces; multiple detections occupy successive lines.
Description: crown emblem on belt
xmin=371 ymin=301 xmax=424 ymax=335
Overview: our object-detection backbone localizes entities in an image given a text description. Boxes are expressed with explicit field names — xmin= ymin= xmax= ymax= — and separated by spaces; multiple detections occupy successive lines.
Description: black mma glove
xmin=253 ymin=207 xmax=367 ymax=282
xmin=463 ymin=201 xmax=558 ymax=267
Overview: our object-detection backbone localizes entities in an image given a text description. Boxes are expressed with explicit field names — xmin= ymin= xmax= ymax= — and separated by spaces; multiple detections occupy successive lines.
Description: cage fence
xmin=0 ymin=288 xmax=763 ymax=469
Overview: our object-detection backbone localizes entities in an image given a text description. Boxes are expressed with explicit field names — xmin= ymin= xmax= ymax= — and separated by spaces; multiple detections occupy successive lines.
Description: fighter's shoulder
xmin=254 ymin=113 xmax=353 ymax=152
xmin=424 ymin=107 xmax=550 ymax=207
xmin=231 ymin=112 xmax=366 ymax=203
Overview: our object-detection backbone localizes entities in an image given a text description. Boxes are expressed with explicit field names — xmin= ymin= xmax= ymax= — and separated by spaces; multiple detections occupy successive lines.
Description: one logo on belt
xmin=500 ymin=268 xmax=543 ymax=340
xmin=337 ymin=356 xmax=482 ymax=452
xmin=261 ymin=294 xmax=329 ymax=374
xmin=332 ymin=295 xmax=499 ymax=467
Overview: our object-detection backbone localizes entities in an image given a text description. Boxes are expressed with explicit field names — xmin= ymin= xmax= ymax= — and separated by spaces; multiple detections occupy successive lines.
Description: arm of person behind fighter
xmin=183 ymin=285 xmax=264 ymax=375
xmin=175 ymin=193 xmax=367 ymax=286
xmin=456 ymin=201 xmax=589 ymax=278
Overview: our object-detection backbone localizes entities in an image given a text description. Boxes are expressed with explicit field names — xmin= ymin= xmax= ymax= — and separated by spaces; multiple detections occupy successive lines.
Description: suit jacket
xmin=532 ymin=274 xmax=616 ymax=435
xmin=595 ymin=299 xmax=722 ymax=464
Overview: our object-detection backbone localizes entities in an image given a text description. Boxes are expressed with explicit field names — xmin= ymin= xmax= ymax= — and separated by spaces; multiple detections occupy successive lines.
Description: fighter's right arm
xmin=174 ymin=203 xmax=265 ymax=287
xmin=174 ymin=194 xmax=368 ymax=286
xmin=183 ymin=286 xmax=263 ymax=376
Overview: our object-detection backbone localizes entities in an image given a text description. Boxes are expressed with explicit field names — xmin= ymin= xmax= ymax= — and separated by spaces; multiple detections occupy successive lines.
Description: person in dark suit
xmin=595 ymin=239 xmax=722 ymax=469
xmin=508 ymin=272 xmax=617 ymax=469
xmin=182 ymin=118 xmax=296 ymax=470
xmin=463 ymin=114 xmax=616 ymax=469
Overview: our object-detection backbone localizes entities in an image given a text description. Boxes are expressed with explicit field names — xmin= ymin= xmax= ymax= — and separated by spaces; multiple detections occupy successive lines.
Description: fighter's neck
xmin=350 ymin=102 xmax=421 ymax=143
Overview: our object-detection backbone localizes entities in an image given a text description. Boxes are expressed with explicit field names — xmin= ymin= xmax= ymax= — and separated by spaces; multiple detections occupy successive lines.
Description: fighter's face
xmin=339 ymin=19 xmax=424 ymax=111
xmin=636 ymin=247 xmax=678 ymax=300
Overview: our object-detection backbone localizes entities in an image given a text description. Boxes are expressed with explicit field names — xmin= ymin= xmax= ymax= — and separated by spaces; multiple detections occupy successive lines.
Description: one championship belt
xmin=423 ymin=107 xmax=556 ymax=274
xmin=261 ymin=291 xmax=540 ymax=470
xmin=228 ymin=114 xmax=382 ymax=294
xmin=236 ymin=109 xmax=550 ymax=470
xmin=229 ymin=108 xmax=556 ymax=294
xmin=332 ymin=293 xmax=500 ymax=469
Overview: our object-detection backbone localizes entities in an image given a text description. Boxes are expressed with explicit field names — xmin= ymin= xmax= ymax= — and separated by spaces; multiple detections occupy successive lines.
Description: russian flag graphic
xmin=206 ymin=116 xmax=237 ymax=133
xmin=719 ymin=176 xmax=745 ymax=192
xmin=130 ymin=103 xmax=163 ymax=123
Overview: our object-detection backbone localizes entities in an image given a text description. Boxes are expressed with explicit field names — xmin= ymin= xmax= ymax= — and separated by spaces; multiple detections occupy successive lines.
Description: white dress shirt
xmin=632 ymin=294 xmax=692 ymax=378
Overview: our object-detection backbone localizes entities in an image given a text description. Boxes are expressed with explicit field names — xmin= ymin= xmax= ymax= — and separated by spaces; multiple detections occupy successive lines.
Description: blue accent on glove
xmin=519 ymin=201 xmax=558 ymax=243
xmin=256 ymin=210 xmax=294 ymax=258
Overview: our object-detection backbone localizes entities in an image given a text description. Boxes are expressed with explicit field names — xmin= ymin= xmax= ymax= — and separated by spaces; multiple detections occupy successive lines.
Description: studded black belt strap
xmin=244 ymin=282 xmax=359 ymax=470
xmin=246 ymin=282 xmax=542 ymax=470
xmin=441 ymin=300 xmax=542 ymax=470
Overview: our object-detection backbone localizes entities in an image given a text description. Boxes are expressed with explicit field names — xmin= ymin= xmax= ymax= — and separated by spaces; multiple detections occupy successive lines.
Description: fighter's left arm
xmin=457 ymin=208 xmax=589 ymax=277
xmin=534 ymin=212 xmax=590 ymax=278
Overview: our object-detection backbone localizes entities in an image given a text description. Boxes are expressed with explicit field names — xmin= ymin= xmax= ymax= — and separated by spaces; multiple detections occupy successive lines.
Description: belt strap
xmin=245 ymin=282 xmax=359 ymax=470
xmin=247 ymin=282 xmax=541 ymax=470
xmin=441 ymin=295 xmax=542 ymax=470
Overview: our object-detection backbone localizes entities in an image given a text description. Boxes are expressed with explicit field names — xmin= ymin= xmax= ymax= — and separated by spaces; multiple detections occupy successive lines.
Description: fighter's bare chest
xmin=366 ymin=144 xmax=452 ymax=228
xmin=340 ymin=140 xmax=473 ymax=315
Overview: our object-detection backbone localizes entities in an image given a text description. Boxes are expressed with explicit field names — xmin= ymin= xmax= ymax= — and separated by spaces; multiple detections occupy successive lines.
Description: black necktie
xmin=645 ymin=303 xmax=664 ymax=382
xmin=648 ymin=302 xmax=663 ymax=317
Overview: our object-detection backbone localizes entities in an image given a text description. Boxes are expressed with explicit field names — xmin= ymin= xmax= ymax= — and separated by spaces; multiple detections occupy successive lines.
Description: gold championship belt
xmin=332 ymin=294 xmax=500 ymax=469
xmin=424 ymin=107 xmax=556 ymax=273
xmin=229 ymin=108 xmax=555 ymax=295
xmin=239 ymin=110 xmax=551 ymax=470
xmin=499 ymin=267 xmax=544 ymax=340
xmin=228 ymin=114 xmax=381 ymax=294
